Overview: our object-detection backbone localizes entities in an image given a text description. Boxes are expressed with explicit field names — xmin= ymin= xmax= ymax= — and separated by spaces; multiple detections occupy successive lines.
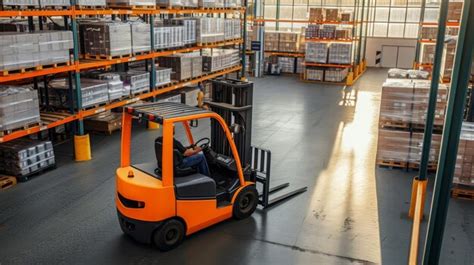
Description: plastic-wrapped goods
xmin=278 ymin=31 xmax=299 ymax=52
xmin=387 ymin=68 xmax=408 ymax=79
xmin=0 ymin=86 xmax=40 ymax=131
xmin=305 ymin=24 xmax=320 ymax=39
xmin=454 ymin=122 xmax=474 ymax=186
xmin=96 ymin=73 xmax=124 ymax=101
xmin=49 ymin=78 xmax=109 ymax=108
xmin=158 ymin=55 xmax=192 ymax=80
xmin=169 ymin=18 xmax=197 ymax=45
xmin=82 ymin=21 xmax=132 ymax=57
xmin=40 ymin=0 xmax=70 ymax=7
xmin=76 ymin=0 xmax=106 ymax=6
xmin=305 ymin=42 xmax=328 ymax=63
xmin=319 ymin=25 xmax=336 ymax=39
xmin=325 ymin=68 xmax=348 ymax=82
xmin=154 ymin=26 xmax=184 ymax=49
xmin=196 ymin=17 xmax=225 ymax=44
xmin=264 ymin=31 xmax=279 ymax=51
xmin=224 ymin=19 xmax=241 ymax=40
xmin=0 ymin=31 xmax=72 ymax=72
xmin=277 ymin=57 xmax=294 ymax=73
xmin=328 ymin=43 xmax=352 ymax=64
xmin=0 ymin=0 xmax=39 ymax=8
xmin=376 ymin=129 xmax=411 ymax=164
xmin=224 ymin=0 xmax=240 ymax=8
xmin=130 ymin=21 xmax=151 ymax=54
xmin=325 ymin=9 xmax=339 ymax=21
xmin=0 ymin=139 xmax=55 ymax=178
xmin=155 ymin=67 xmax=172 ymax=87
xmin=407 ymin=69 xmax=430 ymax=80
xmin=157 ymin=0 xmax=198 ymax=7
xmin=296 ymin=57 xmax=304 ymax=74
xmin=201 ymin=48 xmax=239 ymax=72
xmin=309 ymin=8 xmax=324 ymax=21
xmin=199 ymin=0 xmax=224 ymax=8
xmin=119 ymin=71 xmax=150 ymax=95
xmin=412 ymin=81 xmax=448 ymax=126
xmin=107 ymin=0 xmax=155 ymax=7
xmin=305 ymin=68 xmax=324 ymax=81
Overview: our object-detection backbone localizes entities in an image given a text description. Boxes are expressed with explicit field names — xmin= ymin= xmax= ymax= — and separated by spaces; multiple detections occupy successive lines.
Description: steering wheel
xmin=193 ymin=137 xmax=210 ymax=150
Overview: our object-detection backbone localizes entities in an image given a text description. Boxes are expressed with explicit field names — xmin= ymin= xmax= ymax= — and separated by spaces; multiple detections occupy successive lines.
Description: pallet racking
xmin=0 ymin=3 xmax=246 ymax=161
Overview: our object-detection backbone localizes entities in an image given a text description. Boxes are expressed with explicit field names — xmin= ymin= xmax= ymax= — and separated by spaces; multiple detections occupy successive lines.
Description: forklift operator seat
xmin=154 ymin=137 xmax=196 ymax=177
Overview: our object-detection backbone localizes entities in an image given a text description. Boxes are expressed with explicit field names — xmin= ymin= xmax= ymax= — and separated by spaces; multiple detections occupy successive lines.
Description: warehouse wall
xmin=366 ymin=38 xmax=418 ymax=68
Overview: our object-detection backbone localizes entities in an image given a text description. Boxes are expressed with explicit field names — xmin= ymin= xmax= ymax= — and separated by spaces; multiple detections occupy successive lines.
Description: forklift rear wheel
xmin=233 ymin=186 xmax=258 ymax=220
xmin=153 ymin=219 xmax=185 ymax=251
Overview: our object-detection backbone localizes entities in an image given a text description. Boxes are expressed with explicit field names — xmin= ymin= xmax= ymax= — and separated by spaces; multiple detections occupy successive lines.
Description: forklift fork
xmin=251 ymin=146 xmax=307 ymax=208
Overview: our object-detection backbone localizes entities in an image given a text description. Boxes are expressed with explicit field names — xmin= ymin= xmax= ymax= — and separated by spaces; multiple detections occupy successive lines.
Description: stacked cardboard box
xmin=96 ymin=73 xmax=125 ymax=101
xmin=305 ymin=24 xmax=320 ymax=39
xmin=264 ymin=31 xmax=279 ymax=52
xmin=158 ymin=55 xmax=192 ymax=80
xmin=196 ymin=17 xmax=225 ymax=44
xmin=327 ymin=43 xmax=351 ymax=64
xmin=224 ymin=19 xmax=241 ymax=40
xmin=49 ymin=78 xmax=109 ymax=108
xmin=156 ymin=0 xmax=198 ymax=8
xmin=448 ymin=2 xmax=463 ymax=21
xmin=0 ymin=31 xmax=72 ymax=72
xmin=441 ymin=43 xmax=456 ymax=80
xmin=84 ymin=111 xmax=122 ymax=135
xmin=335 ymin=29 xmax=351 ymax=39
xmin=279 ymin=32 xmax=299 ymax=52
xmin=224 ymin=0 xmax=240 ymax=7
xmin=119 ymin=71 xmax=150 ymax=95
xmin=325 ymin=9 xmax=339 ymax=21
xmin=455 ymin=122 xmax=474 ymax=186
xmin=309 ymin=8 xmax=324 ymax=21
xmin=0 ymin=139 xmax=55 ymax=179
xmin=325 ymin=68 xmax=348 ymax=82
xmin=154 ymin=25 xmax=184 ymax=49
xmin=199 ymin=0 xmax=224 ymax=7
xmin=319 ymin=25 xmax=336 ymax=39
xmin=169 ymin=18 xmax=197 ymax=45
xmin=130 ymin=21 xmax=151 ymax=54
xmin=296 ymin=57 xmax=304 ymax=74
xmin=82 ymin=21 xmax=132 ymax=57
xmin=76 ymin=0 xmax=106 ymax=6
xmin=340 ymin=12 xmax=353 ymax=22
xmin=201 ymin=48 xmax=239 ymax=72
xmin=155 ymin=67 xmax=172 ymax=86
xmin=0 ymin=85 xmax=40 ymax=131
xmin=305 ymin=68 xmax=324 ymax=81
xmin=305 ymin=42 xmax=328 ymax=63
xmin=421 ymin=44 xmax=435 ymax=64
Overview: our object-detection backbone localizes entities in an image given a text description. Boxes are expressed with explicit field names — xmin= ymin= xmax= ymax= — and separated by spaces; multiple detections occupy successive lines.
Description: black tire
xmin=233 ymin=185 xmax=259 ymax=220
xmin=153 ymin=219 xmax=185 ymax=251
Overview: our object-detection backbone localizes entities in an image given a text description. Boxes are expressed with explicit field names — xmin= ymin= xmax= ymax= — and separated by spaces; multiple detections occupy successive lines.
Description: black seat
xmin=174 ymin=173 xmax=216 ymax=199
xmin=155 ymin=137 xmax=196 ymax=177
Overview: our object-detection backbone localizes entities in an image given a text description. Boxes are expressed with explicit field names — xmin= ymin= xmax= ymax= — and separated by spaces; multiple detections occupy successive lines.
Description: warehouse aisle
xmin=1 ymin=69 xmax=472 ymax=265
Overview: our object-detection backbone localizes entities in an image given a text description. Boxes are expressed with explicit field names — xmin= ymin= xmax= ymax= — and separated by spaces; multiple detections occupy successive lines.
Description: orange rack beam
xmin=0 ymin=39 xmax=242 ymax=83
xmin=0 ymin=65 xmax=241 ymax=143
xmin=421 ymin=21 xmax=460 ymax=27
xmin=303 ymin=62 xmax=352 ymax=68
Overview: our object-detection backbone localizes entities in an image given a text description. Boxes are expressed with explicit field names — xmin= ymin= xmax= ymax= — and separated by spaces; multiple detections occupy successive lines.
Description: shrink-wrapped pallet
xmin=76 ymin=0 xmax=107 ymax=6
xmin=224 ymin=19 xmax=241 ymax=40
xmin=156 ymin=0 xmax=197 ymax=7
xmin=196 ymin=17 xmax=225 ymax=44
xmin=82 ymin=21 xmax=132 ymax=57
xmin=40 ymin=0 xmax=70 ymax=7
xmin=96 ymin=73 xmax=125 ymax=101
xmin=155 ymin=67 xmax=172 ymax=87
xmin=199 ymin=0 xmax=224 ymax=8
xmin=107 ymin=0 xmax=155 ymax=7
xmin=158 ymin=55 xmax=192 ymax=81
xmin=201 ymin=48 xmax=239 ymax=72
xmin=130 ymin=21 xmax=151 ymax=53
xmin=224 ymin=0 xmax=240 ymax=7
xmin=305 ymin=68 xmax=324 ymax=81
xmin=119 ymin=71 xmax=150 ymax=95
xmin=49 ymin=78 xmax=109 ymax=108
xmin=328 ymin=43 xmax=351 ymax=64
xmin=154 ymin=25 xmax=184 ymax=49
xmin=0 ymin=139 xmax=55 ymax=178
xmin=305 ymin=42 xmax=328 ymax=63
xmin=325 ymin=68 xmax=348 ymax=82
xmin=169 ymin=18 xmax=197 ymax=45
xmin=0 ymin=31 xmax=72 ymax=72
xmin=454 ymin=122 xmax=474 ymax=186
xmin=277 ymin=57 xmax=294 ymax=73
xmin=0 ymin=0 xmax=39 ymax=8
xmin=0 ymin=86 xmax=40 ymax=131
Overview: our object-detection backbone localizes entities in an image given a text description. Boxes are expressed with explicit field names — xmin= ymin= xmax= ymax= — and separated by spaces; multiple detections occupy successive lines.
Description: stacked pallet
xmin=305 ymin=42 xmax=328 ymax=63
xmin=201 ymin=48 xmax=239 ymax=72
xmin=0 ymin=31 xmax=73 ymax=73
xmin=0 ymin=139 xmax=55 ymax=181
xmin=263 ymin=31 xmax=300 ymax=53
xmin=49 ymin=78 xmax=110 ymax=108
xmin=376 ymin=74 xmax=448 ymax=170
xmin=81 ymin=21 xmax=132 ymax=58
xmin=0 ymin=85 xmax=40 ymax=132
xmin=328 ymin=43 xmax=352 ymax=64
xmin=196 ymin=17 xmax=225 ymax=44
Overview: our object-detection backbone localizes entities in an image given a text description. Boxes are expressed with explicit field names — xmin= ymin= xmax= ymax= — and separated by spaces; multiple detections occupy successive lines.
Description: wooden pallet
xmin=84 ymin=54 xmax=131 ymax=60
xmin=379 ymin=120 xmax=410 ymax=130
xmin=0 ymin=176 xmax=17 ymax=190
xmin=376 ymin=159 xmax=408 ymax=170
xmin=84 ymin=112 xmax=122 ymax=135
xmin=16 ymin=164 xmax=56 ymax=183
xmin=1 ymin=61 xmax=71 ymax=77
xmin=408 ymin=162 xmax=438 ymax=172
xmin=0 ymin=122 xmax=41 ymax=137
xmin=451 ymin=184 xmax=474 ymax=200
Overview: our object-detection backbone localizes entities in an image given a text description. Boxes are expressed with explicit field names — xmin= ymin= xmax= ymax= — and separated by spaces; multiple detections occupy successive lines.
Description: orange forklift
xmin=116 ymin=79 xmax=306 ymax=251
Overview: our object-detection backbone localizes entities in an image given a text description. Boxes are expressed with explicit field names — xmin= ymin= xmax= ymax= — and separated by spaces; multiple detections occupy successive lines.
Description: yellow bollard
xmin=74 ymin=134 xmax=91 ymax=161
xmin=409 ymin=177 xmax=428 ymax=220
xmin=346 ymin=72 xmax=354 ymax=86
xmin=148 ymin=121 xmax=160 ymax=130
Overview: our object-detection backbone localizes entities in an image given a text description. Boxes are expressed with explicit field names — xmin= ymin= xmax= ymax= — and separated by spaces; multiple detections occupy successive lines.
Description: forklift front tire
xmin=153 ymin=219 xmax=185 ymax=251
xmin=233 ymin=185 xmax=259 ymax=220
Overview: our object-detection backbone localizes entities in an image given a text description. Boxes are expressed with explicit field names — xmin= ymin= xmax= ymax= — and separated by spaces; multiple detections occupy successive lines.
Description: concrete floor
xmin=0 ymin=68 xmax=473 ymax=265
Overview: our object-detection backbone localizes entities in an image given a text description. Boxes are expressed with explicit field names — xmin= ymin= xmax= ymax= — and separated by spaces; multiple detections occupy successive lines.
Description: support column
xmin=422 ymin=0 xmax=474 ymax=264
xmin=241 ymin=0 xmax=248 ymax=78
xmin=414 ymin=0 xmax=427 ymax=67
xmin=148 ymin=14 xmax=160 ymax=130
xmin=71 ymin=2 xmax=91 ymax=161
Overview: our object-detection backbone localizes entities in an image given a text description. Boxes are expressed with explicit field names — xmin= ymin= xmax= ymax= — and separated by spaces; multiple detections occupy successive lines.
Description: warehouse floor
xmin=0 ymin=68 xmax=473 ymax=265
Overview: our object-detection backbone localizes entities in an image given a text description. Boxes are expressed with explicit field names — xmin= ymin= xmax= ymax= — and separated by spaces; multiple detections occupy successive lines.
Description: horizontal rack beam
xmin=0 ymin=65 xmax=241 ymax=143
xmin=0 ymin=39 xmax=243 ymax=83
xmin=0 ymin=7 xmax=245 ymax=17
xmin=303 ymin=62 xmax=353 ymax=68
xmin=305 ymin=38 xmax=356 ymax=43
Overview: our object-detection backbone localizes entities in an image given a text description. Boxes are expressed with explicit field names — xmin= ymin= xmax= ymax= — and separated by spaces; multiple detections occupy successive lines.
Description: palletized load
xmin=305 ymin=68 xmax=324 ymax=81
xmin=157 ymin=55 xmax=192 ymax=81
xmin=81 ymin=21 xmax=132 ymax=58
xmin=169 ymin=18 xmax=197 ymax=45
xmin=325 ymin=68 xmax=348 ymax=82
xmin=118 ymin=71 xmax=150 ymax=95
xmin=0 ymin=0 xmax=39 ymax=8
xmin=305 ymin=42 xmax=328 ymax=63
xmin=156 ymin=0 xmax=198 ymax=8
xmin=328 ymin=43 xmax=352 ymax=64
xmin=224 ymin=0 xmax=240 ymax=7
xmin=155 ymin=67 xmax=172 ymax=87
xmin=224 ymin=19 xmax=241 ymax=40
xmin=107 ymin=0 xmax=155 ymax=7
xmin=201 ymin=48 xmax=239 ymax=72
xmin=199 ymin=0 xmax=224 ymax=8
xmin=76 ymin=0 xmax=107 ymax=6
xmin=154 ymin=25 xmax=184 ymax=49
xmin=454 ymin=122 xmax=474 ymax=186
xmin=96 ymin=73 xmax=125 ymax=101
xmin=277 ymin=57 xmax=295 ymax=73
xmin=278 ymin=31 xmax=299 ymax=52
xmin=196 ymin=17 xmax=225 ymax=44
xmin=0 ymin=139 xmax=55 ymax=179
xmin=40 ymin=0 xmax=70 ymax=7
xmin=48 ymin=78 xmax=109 ymax=108
xmin=0 ymin=31 xmax=72 ymax=72
xmin=0 ymin=86 xmax=40 ymax=132
xmin=130 ymin=21 xmax=151 ymax=54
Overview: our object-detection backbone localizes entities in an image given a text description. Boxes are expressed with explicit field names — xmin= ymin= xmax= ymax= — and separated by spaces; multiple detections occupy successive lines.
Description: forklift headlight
xmin=118 ymin=193 xmax=145 ymax=209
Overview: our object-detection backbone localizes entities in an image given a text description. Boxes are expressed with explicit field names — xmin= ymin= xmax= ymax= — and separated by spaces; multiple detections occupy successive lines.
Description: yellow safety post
xmin=74 ymin=134 xmax=91 ymax=161
xmin=346 ymin=72 xmax=354 ymax=86
xmin=197 ymin=90 xmax=204 ymax=108
xmin=409 ymin=177 xmax=428 ymax=220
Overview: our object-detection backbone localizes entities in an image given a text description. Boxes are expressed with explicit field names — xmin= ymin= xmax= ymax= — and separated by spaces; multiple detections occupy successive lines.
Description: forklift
xmin=116 ymin=79 xmax=307 ymax=251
